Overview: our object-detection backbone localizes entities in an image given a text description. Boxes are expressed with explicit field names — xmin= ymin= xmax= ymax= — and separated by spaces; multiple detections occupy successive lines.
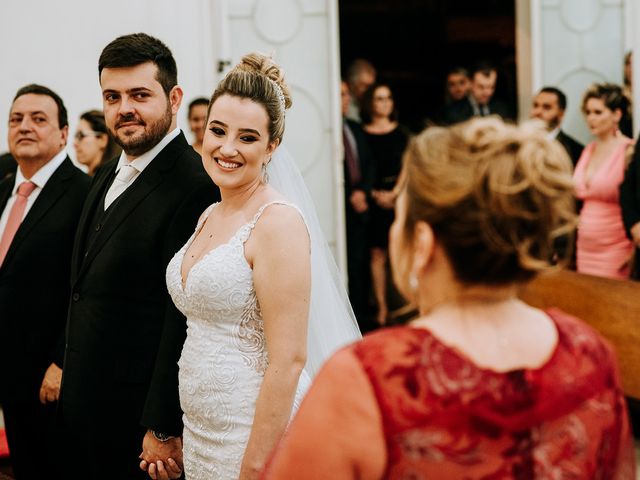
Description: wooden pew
xmin=519 ymin=269 xmax=640 ymax=400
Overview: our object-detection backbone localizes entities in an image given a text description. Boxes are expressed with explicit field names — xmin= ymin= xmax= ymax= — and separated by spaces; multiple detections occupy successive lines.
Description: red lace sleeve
xmin=262 ymin=348 xmax=386 ymax=479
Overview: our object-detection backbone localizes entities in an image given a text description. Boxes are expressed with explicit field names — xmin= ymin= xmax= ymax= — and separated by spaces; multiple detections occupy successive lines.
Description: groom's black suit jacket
xmin=61 ymin=133 xmax=219 ymax=456
xmin=0 ymin=158 xmax=89 ymax=402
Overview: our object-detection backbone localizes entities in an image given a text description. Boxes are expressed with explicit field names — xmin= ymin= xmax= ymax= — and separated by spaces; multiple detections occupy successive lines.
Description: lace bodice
xmin=166 ymin=200 xmax=311 ymax=479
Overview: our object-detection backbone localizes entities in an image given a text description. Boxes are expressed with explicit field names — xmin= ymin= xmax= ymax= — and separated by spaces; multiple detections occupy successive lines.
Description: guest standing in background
xmin=187 ymin=97 xmax=208 ymax=155
xmin=620 ymin=129 xmax=640 ymax=280
xmin=345 ymin=59 xmax=376 ymax=122
xmin=73 ymin=109 xmax=121 ymax=176
xmin=0 ymin=84 xmax=89 ymax=480
xmin=341 ymin=80 xmax=375 ymax=332
xmin=361 ymin=83 xmax=409 ymax=326
xmin=573 ymin=83 xmax=634 ymax=279
xmin=444 ymin=63 xmax=511 ymax=124
xmin=263 ymin=118 xmax=635 ymax=479
xmin=530 ymin=87 xmax=584 ymax=166
xmin=444 ymin=66 xmax=471 ymax=104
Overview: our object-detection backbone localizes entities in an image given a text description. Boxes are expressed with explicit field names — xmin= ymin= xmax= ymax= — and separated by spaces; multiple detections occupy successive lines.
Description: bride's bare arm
xmin=240 ymin=204 xmax=311 ymax=479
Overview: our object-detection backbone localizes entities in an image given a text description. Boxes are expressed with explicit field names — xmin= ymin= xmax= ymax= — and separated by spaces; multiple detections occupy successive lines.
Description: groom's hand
xmin=140 ymin=431 xmax=183 ymax=479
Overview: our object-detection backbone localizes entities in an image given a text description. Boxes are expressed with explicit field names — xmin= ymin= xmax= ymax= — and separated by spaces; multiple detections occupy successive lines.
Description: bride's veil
xmin=268 ymin=145 xmax=362 ymax=376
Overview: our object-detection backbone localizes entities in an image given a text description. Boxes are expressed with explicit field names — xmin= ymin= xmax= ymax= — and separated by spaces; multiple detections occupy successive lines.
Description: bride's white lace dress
xmin=166 ymin=201 xmax=311 ymax=479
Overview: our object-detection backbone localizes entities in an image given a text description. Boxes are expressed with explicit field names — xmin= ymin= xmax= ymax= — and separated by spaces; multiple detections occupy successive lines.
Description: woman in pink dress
xmin=574 ymin=83 xmax=634 ymax=279
xmin=262 ymin=118 xmax=635 ymax=479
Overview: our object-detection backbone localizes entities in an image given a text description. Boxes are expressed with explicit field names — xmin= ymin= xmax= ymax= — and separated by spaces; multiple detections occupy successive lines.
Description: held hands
xmin=139 ymin=431 xmax=183 ymax=480
xmin=39 ymin=362 xmax=62 ymax=404
xmin=349 ymin=189 xmax=368 ymax=213
xmin=372 ymin=189 xmax=396 ymax=210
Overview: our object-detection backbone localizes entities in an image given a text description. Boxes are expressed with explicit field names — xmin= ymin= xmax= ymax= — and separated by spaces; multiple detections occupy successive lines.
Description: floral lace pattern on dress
xmin=166 ymin=201 xmax=311 ymax=480
xmin=352 ymin=309 xmax=635 ymax=479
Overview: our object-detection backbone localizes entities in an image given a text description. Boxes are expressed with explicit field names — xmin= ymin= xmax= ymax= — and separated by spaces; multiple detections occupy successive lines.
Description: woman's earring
xmin=261 ymin=163 xmax=269 ymax=184
xmin=409 ymin=272 xmax=418 ymax=292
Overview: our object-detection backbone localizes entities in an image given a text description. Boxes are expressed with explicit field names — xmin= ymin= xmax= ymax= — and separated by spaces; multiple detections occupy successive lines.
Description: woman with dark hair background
xmin=73 ymin=109 xmax=121 ymax=176
xmin=360 ymin=83 xmax=410 ymax=326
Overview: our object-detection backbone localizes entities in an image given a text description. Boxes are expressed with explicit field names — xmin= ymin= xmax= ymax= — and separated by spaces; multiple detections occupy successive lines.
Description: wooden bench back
xmin=519 ymin=270 xmax=640 ymax=399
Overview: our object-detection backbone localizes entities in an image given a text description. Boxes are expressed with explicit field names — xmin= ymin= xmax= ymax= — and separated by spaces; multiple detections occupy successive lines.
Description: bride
xmin=142 ymin=53 xmax=361 ymax=479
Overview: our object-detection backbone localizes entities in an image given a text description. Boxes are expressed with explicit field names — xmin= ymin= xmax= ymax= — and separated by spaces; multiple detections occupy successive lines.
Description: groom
xmin=60 ymin=33 xmax=219 ymax=479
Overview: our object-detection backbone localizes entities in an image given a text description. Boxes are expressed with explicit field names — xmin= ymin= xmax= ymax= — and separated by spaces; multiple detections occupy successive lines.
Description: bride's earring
xmin=261 ymin=162 xmax=269 ymax=184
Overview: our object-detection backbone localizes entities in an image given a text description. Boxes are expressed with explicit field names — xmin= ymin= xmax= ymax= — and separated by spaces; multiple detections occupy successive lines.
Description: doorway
xmin=339 ymin=0 xmax=517 ymax=131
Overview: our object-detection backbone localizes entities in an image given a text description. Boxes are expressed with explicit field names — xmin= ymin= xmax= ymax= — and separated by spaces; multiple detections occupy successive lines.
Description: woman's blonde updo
xmin=208 ymin=52 xmax=292 ymax=144
xmin=401 ymin=117 xmax=577 ymax=285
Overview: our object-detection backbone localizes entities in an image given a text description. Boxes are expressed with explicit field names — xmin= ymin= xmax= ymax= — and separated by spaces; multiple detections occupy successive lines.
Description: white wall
xmin=0 ymin=0 xmax=218 ymax=157
xmin=217 ymin=0 xmax=345 ymax=263
xmin=527 ymin=0 xmax=630 ymax=143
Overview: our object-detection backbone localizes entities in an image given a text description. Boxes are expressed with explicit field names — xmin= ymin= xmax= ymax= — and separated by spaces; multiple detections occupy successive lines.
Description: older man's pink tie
xmin=0 ymin=181 xmax=37 ymax=266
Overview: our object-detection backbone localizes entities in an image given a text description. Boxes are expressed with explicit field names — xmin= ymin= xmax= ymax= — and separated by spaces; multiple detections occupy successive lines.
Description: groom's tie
xmin=104 ymin=164 xmax=138 ymax=209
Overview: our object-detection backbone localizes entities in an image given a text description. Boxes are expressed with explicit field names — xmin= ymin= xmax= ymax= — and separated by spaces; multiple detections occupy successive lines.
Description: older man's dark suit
xmin=0 ymin=157 xmax=89 ymax=479
xmin=61 ymin=132 xmax=219 ymax=478
xmin=0 ymin=152 xmax=16 ymax=181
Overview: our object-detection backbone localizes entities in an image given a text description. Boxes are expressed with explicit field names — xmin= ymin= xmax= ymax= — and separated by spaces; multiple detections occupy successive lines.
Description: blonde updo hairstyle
xmin=208 ymin=52 xmax=292 ymax=144
xmin=398 ymin=117 xmax=577 ymax=291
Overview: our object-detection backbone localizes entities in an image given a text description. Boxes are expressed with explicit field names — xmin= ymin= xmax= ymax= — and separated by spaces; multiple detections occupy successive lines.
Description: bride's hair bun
xmin=208 ymin=52 xmax=292 ymax=143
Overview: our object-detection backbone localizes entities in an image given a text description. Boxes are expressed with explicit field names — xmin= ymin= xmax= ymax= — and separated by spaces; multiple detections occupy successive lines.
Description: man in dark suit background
xmin=341 ymin=81 xmax=374 ymax=332
xmin=530 ymin=86 xmax=584 ymax=166
xmin=60 ymin=33 xmax=219 ymax=479
xmin=0 ymin=84 xmax=89 ymax=479
xmin=444 ymin=64 xmax=512 ymax=124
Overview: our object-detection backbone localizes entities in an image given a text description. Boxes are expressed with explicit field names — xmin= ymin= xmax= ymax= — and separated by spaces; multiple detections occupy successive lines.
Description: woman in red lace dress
xmin=263 ymin=118 xmax=635 ymax=479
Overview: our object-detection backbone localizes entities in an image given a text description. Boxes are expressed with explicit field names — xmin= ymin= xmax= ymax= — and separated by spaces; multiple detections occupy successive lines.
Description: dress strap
xmin=195 ymin=202 xmax=219 ymax=232
xmin=238 ymin=200 xmax=303 ymax=244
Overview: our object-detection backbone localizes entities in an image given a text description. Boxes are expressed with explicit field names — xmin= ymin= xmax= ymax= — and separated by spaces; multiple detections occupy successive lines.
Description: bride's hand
xmin=139 ymin=431 xmax=183 ymax=479
xmin=141 ymin=458 xmax=182 ymax=480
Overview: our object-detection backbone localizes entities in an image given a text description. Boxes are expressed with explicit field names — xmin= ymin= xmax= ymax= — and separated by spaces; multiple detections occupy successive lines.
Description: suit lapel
xmin=75 ymin=133 xmax=187 ymax=282
xmin=1 ymin=158 xmax=74 ymax=269
xmin=78 ymin=166 xmax=163 ymax=275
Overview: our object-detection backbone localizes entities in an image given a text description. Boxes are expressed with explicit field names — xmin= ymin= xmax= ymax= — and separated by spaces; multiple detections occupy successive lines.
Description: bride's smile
xmin=202 ymin=94 xmax=276 ymax=191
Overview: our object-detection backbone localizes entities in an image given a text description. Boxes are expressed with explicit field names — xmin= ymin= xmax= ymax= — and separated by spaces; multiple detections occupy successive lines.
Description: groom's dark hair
xmin=98 ymin=33 xmax=178 ymax=97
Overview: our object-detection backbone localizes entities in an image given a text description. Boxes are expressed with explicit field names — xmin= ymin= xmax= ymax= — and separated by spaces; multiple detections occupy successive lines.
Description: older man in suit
xmin=0 ymin=84 xmax=89 ymax=479
xmin=60 ymin=33 xmax=219 ymax=479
